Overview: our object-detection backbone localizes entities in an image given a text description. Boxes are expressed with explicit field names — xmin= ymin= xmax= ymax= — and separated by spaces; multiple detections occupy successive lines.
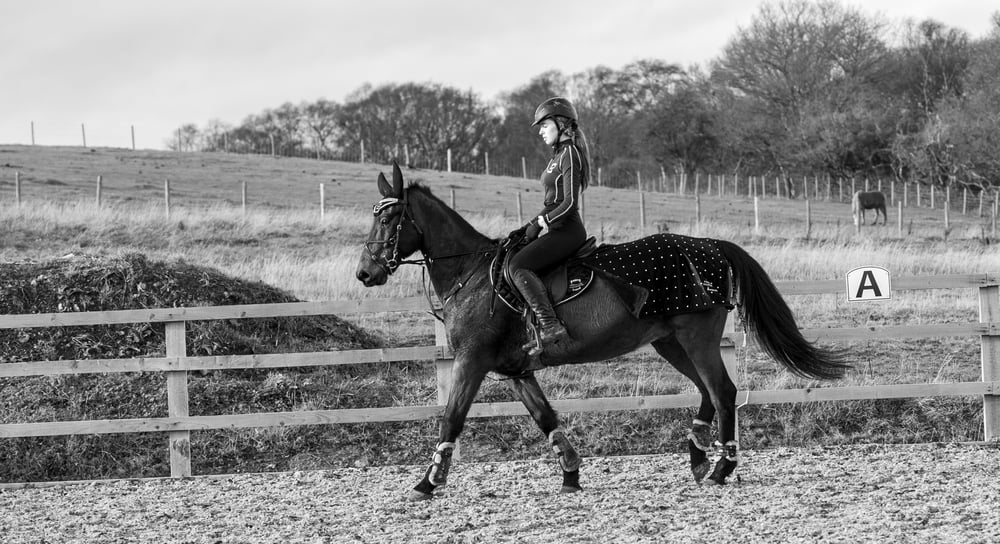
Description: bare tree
xmin=301 ymin=99 xmax=341 ymax=159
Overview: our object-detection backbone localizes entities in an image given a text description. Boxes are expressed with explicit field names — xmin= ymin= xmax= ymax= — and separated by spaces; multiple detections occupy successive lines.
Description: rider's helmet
xmin=531 ymin=97 xmax=578 ymax=126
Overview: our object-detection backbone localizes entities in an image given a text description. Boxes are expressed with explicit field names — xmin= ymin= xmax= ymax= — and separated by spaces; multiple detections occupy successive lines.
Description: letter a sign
xmin=846 ymin=266 xmax=891 ymax=302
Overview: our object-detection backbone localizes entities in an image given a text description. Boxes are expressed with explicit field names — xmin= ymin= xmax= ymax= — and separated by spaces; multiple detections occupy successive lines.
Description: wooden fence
xmin=0 ymin=274 xmax=998 ymax=483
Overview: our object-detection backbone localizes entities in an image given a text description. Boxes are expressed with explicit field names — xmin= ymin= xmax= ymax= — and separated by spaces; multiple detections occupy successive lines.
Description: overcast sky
xmin=2 ymin=0 xmax=996 ymax=150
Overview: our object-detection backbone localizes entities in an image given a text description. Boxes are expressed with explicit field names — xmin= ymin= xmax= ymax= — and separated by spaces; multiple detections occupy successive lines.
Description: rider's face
xmin=538 ymin=119 xmax=559 ymax=146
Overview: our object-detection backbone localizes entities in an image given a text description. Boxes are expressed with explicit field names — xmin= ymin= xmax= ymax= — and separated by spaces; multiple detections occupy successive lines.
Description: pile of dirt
xmin=0 ymin=253 xmax=386 ymax=482
xmin=0 ymin=253 xmax=380 ymax=362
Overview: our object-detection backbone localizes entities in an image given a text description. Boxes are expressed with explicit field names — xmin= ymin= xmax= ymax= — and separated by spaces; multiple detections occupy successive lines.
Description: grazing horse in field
xmin=356 ymin=163 xmax=849 ymax=500
xmin=852 ymin=191 xmax=887 ymax=225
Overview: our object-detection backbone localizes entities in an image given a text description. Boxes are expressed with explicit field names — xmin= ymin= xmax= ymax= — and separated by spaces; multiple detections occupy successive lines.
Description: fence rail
xmin=0 ymin=273 xmax=998 ymax=482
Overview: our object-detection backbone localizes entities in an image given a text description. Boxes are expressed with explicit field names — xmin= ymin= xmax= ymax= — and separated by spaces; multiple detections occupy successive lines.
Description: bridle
xmin=363 ymin=188 xmax=425 ymax=276
xmin=362 ymin=187 xmax=498 ymax=315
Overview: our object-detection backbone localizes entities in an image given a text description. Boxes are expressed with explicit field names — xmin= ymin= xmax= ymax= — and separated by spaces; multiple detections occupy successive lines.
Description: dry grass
xmin=2 ymin=145 xmax=998 ymax=479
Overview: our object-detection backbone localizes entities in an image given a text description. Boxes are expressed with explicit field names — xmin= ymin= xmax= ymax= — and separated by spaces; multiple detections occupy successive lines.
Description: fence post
xmin=484 ymin=152 xmax=489 ymax=176
xmin=515 ymin=192 xmax=522 ymax=224
xmin=14 ymin=171 xmax=21 ymax=207
xmin=433 ymin=295 xmax=456 ymax=458
xmin=980 ymin=285 xmax=1000 ymax=441
xmin=753 ymin=196 xmax=760 ymax=234
xmin=320 ymin=183 xmax=326 ymax=220
xmin=166 ymin=321 xmax=192 ymax=478
xmin=81 ymin=123 xmax=87 ymax=147
xmin=164 ymin=179 xmax=171 ymax=219
xmin=360 ymin=140 xmax=365 ymax=164
xmin=638 ymin=192 xmax=646 ymax=234
xmin=522 ymin=157 xmax=527 ymax=179
xmin=897 ymin=201 xmax=903 ymax=236
xmin=722 ymin=311 xmax=740 ymax=442
xmin=131 ymin=125 xmax=136 ymax=151
xmin=447 ymin=149 xmax=452 ymax=173
xmin=96 ymin=176 xmax=102 ymax=208
xmin=30 ymin=121 xmax=35 ymax=145
xmin=241 ymin=181 xmax=247 ymax=216
xmin=805 ymin=199 xmax=811 ymax=239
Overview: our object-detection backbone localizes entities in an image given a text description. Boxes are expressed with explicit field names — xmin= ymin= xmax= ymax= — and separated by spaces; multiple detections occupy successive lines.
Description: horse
xmin=356 ymin=162 xmax=850 ymax=500
xmin=852 ymin=191 xmax=887 ymax=225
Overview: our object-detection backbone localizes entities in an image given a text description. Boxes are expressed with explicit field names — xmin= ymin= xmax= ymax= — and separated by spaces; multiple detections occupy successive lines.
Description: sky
xmin=2 ymin=0 xmax=997 ymax=150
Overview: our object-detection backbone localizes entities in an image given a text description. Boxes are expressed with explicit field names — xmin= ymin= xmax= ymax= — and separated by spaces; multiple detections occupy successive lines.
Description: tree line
xmin=170 ymin=0 xmax=1000 ymax=192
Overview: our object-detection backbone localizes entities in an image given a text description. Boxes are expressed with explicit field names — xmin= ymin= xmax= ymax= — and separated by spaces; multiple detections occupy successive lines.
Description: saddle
xmin=490 ymin=237 xmax=647 ymax=317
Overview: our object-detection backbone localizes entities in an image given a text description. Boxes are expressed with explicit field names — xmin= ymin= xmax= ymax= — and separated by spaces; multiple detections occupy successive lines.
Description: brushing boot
xmin=512 ymin=269 xmax=570 ymax=355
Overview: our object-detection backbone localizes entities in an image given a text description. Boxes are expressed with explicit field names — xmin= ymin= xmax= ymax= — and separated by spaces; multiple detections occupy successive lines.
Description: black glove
xmin=507 ymin=225 xmax=527 ymax=241
xmin=524 ymin=221 xmax=542 ymax=242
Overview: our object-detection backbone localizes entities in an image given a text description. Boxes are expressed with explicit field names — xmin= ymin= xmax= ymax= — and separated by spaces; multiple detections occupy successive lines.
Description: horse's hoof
xmin=406 ymin=490 xmax=434 ymax=502
xmin=691 ymin=460 xmax=711 ymax=483
xmin=560 ymin=485 xmax=583 ymax=493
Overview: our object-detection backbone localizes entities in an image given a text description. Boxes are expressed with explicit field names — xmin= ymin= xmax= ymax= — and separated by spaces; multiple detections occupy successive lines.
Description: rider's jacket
xmin=537 ymin=140 xmax=584 ymax=228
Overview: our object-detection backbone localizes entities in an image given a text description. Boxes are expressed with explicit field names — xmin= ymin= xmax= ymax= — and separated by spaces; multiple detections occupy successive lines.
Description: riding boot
xmin=512 ymin=269 xmax=570 ymax=354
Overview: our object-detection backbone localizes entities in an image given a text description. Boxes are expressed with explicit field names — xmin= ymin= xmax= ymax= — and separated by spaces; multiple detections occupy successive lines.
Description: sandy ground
xmin=2 ymin=443 xmax=998 ymax=544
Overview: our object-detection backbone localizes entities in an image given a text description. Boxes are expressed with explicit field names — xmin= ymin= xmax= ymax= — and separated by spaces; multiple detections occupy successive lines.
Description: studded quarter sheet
xmin=587 ymin=233 xmax=733 ymax=318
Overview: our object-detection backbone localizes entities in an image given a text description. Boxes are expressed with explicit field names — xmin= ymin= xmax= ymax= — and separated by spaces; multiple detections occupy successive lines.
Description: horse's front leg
xmin=508 ymin=373 xmax=582 ymax=493
xmin=410 ymin=357 xmax=487 ymax=501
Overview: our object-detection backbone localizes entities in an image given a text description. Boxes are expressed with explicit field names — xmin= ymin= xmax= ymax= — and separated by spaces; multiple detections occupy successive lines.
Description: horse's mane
xmin=406 ymin=182 xmax=493 ymax=241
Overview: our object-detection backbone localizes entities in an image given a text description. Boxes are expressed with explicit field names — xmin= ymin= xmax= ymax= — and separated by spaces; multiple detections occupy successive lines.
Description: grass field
xmin=1 ymin=144 xmax=999 ymax=481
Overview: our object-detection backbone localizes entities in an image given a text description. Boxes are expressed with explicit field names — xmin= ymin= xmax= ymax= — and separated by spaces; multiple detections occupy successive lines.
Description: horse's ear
xmin=392 ymin=161 xmax=404 ymax=196
xmin=377 ymin=172 xmax=394 ymax=197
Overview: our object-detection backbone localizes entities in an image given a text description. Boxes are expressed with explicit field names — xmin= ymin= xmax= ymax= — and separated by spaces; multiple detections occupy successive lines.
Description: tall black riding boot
xmin=512 ymin=269 xmax=571 ymax=355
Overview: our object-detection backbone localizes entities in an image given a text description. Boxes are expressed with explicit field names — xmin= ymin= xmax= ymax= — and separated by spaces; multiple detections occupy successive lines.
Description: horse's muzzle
xmin=356 ymin=267 xmax=387 ymax=287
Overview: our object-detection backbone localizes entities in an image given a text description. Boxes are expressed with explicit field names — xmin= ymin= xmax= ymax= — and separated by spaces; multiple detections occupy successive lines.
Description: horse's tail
xmin=717 ymin=240 xmax=850 ymax=380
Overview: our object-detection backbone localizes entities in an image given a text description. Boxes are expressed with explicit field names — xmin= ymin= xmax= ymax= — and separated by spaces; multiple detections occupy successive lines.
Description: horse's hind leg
xmin=671 ymin=311 xmax=739 ymax=485
xmin=509 ymin=373 xmax=582 ymax=493
xmin=651 ymin=338 xmax=716 ymax=482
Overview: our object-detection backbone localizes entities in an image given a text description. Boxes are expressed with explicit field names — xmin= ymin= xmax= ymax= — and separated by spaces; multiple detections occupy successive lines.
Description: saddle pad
xmin=586 ymin=233 xmax=733 ymax=318
xmin=489 ymin=255 xmax=593 ymax=313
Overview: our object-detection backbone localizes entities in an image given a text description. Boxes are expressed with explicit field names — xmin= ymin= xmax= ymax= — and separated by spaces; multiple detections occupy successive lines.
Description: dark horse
xmin=356 ymin=163 xmax=849 ymax=500
xmin=852 ymin=191 xmax=887 ymax=225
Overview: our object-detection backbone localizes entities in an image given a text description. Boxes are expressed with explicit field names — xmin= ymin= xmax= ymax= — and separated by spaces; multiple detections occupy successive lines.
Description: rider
xmin=508 ymin=97 xmax=591 ymax=355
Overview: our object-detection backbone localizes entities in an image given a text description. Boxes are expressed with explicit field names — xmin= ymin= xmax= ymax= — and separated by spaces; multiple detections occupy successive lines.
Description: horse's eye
xmin=380 ymin=218 xmax=389 ymax=225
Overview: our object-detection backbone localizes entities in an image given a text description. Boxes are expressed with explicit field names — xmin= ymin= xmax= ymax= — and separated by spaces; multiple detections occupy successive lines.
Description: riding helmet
xmin=531 ymin=97 xmax=578 ymax=126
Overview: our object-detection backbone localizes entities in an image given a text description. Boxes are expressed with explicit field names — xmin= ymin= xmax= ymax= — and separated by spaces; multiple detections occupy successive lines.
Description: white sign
xmin=846 ymin=266 xmax=891 ymax=301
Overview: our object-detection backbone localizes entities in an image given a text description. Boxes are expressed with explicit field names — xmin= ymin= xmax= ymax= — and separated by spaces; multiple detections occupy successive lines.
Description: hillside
xmin=2 ymin=144 xmax=978 ymax=240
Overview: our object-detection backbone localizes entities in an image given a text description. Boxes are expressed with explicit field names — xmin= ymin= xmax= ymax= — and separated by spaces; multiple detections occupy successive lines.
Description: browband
xmin=373 ymin=197 xmax=402 ymax=215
